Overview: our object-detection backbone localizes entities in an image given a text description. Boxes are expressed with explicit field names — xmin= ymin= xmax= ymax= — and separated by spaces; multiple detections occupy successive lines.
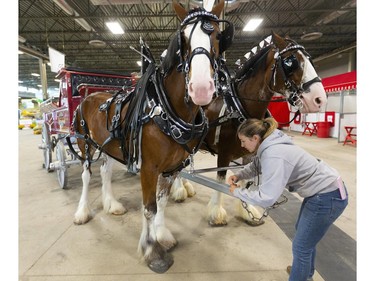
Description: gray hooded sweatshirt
xmin=232 ymin=129 xmax=340 ymax=208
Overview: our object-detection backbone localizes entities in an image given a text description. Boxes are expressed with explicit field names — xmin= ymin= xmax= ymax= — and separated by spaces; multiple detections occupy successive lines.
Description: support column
xmin=39 ymin=59 xmax=48 ymax=100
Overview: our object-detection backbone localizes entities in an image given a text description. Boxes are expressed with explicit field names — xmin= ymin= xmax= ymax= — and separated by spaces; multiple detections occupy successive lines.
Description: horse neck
xmin=163 ymin=69 xmax=201 ymax=122
xmin=235 ymin=54 xmax=276 ymax=119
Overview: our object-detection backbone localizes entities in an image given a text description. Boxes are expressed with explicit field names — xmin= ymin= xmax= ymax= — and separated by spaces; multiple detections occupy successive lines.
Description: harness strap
xmin=213 ymin=104 xmax=227 ymax=145
xmin=78 ymin=104 xmax=106 ymax=157
xmin=162 ymin=158 xmax=191 ymax=178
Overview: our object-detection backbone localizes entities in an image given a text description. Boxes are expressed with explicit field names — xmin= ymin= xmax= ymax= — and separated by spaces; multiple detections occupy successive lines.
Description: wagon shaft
xmin=180 ymin=170 xmax=234 ymax=197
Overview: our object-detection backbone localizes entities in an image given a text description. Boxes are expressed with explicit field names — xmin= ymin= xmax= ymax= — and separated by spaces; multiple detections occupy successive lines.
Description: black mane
xmin=161 ymin=32 xmax=180 ymax=75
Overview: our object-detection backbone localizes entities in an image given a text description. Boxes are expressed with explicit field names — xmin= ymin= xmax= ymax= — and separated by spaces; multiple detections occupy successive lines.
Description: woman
xmin=228 ymin=117 xmax=348 ymax=281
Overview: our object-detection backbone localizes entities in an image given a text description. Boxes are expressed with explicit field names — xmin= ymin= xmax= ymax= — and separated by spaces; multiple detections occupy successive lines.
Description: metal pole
xmin=188 ymin=164 xmax=246 ymax=174
xmin=180 ymin=170 xmax=235 ymax=197
xmin=39 ymin=59 xmax=48 ymax=100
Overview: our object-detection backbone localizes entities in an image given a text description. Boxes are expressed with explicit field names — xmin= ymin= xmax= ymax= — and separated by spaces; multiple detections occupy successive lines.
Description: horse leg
xmin=100 ymin=154 xmax=127 ymax=215
xmin=155 ymin=175 xmax=177 ymax=251
xmin=74 ymin=160 xmax=93 ymax=224
xmin=206 ymin=171 xmax=228 ymax=226
xmin=138 ymin=174 xmax=175 ymax=273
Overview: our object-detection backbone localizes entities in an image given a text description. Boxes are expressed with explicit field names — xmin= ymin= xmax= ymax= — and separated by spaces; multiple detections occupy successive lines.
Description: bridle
xmin=177 ymin=8 xmax=231 ymax=100
xmin=270 ymin=43 xmax=322 ymax=110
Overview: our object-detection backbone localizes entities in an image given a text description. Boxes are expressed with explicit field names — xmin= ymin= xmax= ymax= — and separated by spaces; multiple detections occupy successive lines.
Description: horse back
xmin=74 ymin=91 xmax=129 ymax=162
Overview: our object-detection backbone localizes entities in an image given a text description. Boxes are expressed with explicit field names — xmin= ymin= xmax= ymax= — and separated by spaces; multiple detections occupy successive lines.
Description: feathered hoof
xmin=147 ymin=254 xmax=174 ymax=274
xmin=73 ymin=209 xmax=92 ymax=225
xmin=166 ymin=241 xmax=178 ymax=253
xmin=235 ymin=216 xmax=265 ymax=227
xmin=208 ymin=220 xmax=228 ymax=227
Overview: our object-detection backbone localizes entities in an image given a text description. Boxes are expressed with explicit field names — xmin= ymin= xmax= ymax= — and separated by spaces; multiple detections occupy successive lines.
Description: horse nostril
xmin=189 ymin=82 xmax=194 ymax=93
xmin=209 ymin=80 xmax=215 ymax=92
xmin=315 ymin=97 xmax=322 ymax=105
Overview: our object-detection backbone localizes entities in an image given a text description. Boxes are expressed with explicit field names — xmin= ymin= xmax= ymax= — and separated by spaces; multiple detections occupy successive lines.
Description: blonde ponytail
xmin=237 ymin=117 xmax=278 ymax=140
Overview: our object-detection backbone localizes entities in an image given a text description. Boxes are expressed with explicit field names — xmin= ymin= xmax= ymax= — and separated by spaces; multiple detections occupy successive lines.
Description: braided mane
xmin=235 ymin=35 xmax=274 ymax=81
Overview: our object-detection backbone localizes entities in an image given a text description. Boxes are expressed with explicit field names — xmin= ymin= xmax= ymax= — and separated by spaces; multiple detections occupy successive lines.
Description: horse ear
xmin=173 ymin=1 xmax=188 ymax=22
xmin=272 ymin=31 xmax=287 ymax=49
xmin=211 ymin=0 xmax=225 ymax=18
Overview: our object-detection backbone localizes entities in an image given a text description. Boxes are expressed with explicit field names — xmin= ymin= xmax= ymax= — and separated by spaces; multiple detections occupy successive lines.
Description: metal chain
xmin=189 ymin=152 xmax=195 ymax=174
xmin=241 ymin=193 xmax=288 ymax=223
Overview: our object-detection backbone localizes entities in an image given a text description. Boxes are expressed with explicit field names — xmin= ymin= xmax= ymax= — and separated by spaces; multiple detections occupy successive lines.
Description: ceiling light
xmin=89 ymin=39 xmax=106 ymax=47
xmin=19 ymin=35 xmax=26 ymax=43
xmin=31 ymin=73 xmax=40 ymax=77
xmin=243 ymin=18 xmax=263 ymax=31
xmin=75 ymin=17 xmax=92 ymax=32
xmin=106 ymin=21 xmax=124 ymax=34
xmin=300 ymin=32 xmax=323 ymax=41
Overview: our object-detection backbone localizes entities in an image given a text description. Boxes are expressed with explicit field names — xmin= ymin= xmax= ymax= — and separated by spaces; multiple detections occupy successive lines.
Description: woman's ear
xmin=252 ymin=135 xmax=261 ymax=142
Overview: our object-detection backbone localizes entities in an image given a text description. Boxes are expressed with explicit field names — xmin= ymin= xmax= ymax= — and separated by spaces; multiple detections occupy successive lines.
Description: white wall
xmin=314 ymin=49 xmax=356 ymax=78
xmin=289 ymin=90 xmax=356 ymax=142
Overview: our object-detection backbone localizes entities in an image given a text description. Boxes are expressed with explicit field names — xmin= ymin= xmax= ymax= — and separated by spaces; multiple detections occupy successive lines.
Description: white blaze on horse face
xmin=184 ymin=23 xmax=215 ymax=106
xmin=299 ymin=51 xmax=328 ymax=113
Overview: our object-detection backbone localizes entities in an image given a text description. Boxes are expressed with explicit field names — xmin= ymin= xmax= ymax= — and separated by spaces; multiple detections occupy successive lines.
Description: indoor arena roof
xmin=18 ymin=0 xmax=357 ymax=92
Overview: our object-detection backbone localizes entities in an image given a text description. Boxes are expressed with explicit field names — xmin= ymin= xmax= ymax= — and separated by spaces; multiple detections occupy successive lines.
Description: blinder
xmin=219 ymin=21 xmax=234 ymax=54
xmin=201 ymin=20 xmax=214 ymax=34
xmin=199 ymin=19 xmax=234 ymax=53
xmin=282 ymin=54 xmax=299 ymax=76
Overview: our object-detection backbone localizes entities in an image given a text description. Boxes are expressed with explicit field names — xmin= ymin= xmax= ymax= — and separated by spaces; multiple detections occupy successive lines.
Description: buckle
xmin=170 ymin=125 xmax=182 ymax=139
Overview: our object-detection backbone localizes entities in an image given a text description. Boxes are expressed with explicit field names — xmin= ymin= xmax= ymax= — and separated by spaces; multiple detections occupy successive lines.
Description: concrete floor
xmin=18 ymin=128 xmax=356 ymax=281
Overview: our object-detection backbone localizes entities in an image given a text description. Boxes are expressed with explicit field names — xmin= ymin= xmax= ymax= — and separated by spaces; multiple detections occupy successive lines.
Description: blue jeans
xmin=289 ymin=187 xmax=348 ymax=281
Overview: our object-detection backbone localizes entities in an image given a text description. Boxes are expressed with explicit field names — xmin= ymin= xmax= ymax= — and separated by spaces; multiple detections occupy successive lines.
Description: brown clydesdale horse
xmin=69 ymin=0 xmax=231 ymax=273
xmin=171 ymin=32 xmax=328 ymax=226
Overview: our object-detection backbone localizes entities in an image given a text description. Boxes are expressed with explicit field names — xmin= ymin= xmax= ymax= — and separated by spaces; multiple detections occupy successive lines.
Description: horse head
xmin=270 ymin=32 xmax=327 ymax=113
xmin=172 ymin=0 xmax=228 ymax=106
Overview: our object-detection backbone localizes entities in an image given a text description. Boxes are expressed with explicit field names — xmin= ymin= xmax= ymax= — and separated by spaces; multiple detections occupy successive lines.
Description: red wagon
xmin=38 ymin=67 xmax=136 ymax=188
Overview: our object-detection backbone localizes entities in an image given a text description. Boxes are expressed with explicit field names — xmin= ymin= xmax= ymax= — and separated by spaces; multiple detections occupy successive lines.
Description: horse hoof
xmin=208 ymin=220 xmax=227 ymax=227
xmin=246 ymin=220 xmax=265 ymax=227
xmin=235 ymin=216 xmax=265 ymax=227
xmin=166 ymin=241 xmax=178 ymax=252
xmin=148 ymin=254 xmax=174 ymax=274
xmin=187 ymin=191 xmax=196 ymax=197
xmin=73 ymin=214 xmax=92 ymax=225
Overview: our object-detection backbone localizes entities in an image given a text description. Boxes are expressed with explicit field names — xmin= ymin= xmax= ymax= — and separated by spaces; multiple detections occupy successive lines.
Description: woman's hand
xmin=228 ymin=175 xmax=239 ymax=193
xmin=229 ymin=183 xmax=238 ymax=193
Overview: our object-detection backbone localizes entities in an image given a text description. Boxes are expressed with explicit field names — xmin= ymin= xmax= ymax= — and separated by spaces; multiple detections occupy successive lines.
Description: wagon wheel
xmin=41 ymin=122 xmax=52 ymax=172
xmin=55 ymin=141 xmax=68 ymax=189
